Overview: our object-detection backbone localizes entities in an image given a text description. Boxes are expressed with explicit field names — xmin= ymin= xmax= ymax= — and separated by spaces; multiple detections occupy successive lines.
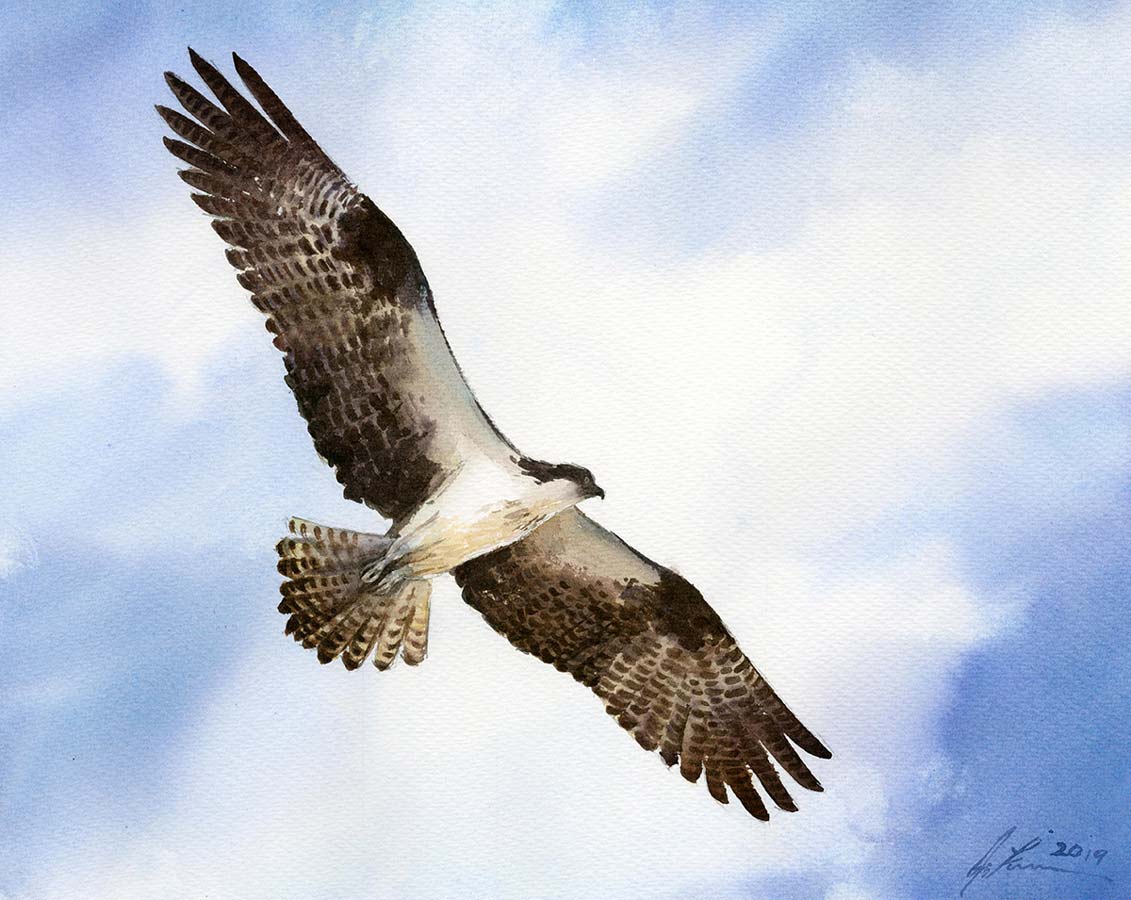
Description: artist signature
xmin=960 ymin=826 xmax=1115 ymax=896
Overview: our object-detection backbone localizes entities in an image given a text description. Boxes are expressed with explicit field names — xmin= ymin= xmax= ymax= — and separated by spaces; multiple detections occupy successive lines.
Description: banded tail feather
xmin=276 ymin=517 xmax=431 ymax=669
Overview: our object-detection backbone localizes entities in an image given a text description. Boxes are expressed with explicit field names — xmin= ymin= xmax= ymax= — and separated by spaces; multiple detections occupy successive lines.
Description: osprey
xmin=158 ymin=50 xmax=831 ymax=821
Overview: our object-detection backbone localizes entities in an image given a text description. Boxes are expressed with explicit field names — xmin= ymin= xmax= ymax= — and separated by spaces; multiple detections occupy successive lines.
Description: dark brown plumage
xmin=455 ymin=509 xmax=830 ymax=820
xmin=159 ymin=50 xmax=831 ymax=821
xmin=159 ymin=50 xmax=511 ymax=523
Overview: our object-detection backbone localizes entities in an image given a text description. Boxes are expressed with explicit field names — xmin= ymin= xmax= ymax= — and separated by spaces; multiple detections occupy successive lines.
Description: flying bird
xmin=157 ymin=49 xmax=831 ymax=821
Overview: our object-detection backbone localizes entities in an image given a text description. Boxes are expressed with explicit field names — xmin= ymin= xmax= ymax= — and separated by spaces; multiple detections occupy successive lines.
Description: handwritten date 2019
xmin=960 ymin=826 xmax=1114 ymax=896
xmin=1050 ymin=840 xmax=1107 ymax=863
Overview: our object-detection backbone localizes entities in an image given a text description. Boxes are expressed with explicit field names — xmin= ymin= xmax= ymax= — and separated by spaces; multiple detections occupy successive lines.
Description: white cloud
xmin=10 ymin=3 xmax=1131 ymax=899
xmin=0 ymin=208 xmax=257 ymax=413
xmin=826 ymin=883 xmax=881 ymax=900
xmin=0 ymin=527 xmax=37 ymax=581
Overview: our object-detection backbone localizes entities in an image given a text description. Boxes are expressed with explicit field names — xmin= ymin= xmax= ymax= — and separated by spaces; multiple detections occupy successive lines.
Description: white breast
xmin=387 ymin=453 xmax=578 ymax=577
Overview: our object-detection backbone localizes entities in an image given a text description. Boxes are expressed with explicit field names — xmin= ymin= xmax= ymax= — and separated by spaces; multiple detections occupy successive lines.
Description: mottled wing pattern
xmin=454 ymin=509 xmax=831 ymax=820
xmin=158 ymin=51 xmax=509 ymax=521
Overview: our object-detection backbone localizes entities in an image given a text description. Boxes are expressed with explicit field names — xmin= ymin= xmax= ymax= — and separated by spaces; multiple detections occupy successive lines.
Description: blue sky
xmin=3 ymin=2 xmax=1130 ymax=898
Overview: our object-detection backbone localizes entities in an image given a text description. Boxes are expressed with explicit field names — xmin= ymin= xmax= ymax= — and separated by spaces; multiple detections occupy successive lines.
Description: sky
xmin=2 ymin=1 xmax=1129 ymax=898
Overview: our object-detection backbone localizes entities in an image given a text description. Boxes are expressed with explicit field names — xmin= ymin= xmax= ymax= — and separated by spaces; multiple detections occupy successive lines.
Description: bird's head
xmin=518 ymin=458 xmax=605 ymax=500
xmin=564 ymin=464 xmax=605 ymax=501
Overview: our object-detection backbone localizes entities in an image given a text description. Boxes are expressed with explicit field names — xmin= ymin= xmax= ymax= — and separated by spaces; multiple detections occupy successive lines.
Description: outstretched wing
xmin=453 ymin=509 xmax=831 ymax=820
xmin=158 ymin=50 xmax=511 ymax=521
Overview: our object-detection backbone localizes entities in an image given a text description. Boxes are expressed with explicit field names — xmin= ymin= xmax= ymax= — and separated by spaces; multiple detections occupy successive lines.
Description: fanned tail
xmin=275 ymin=517 xmax=431 ymax=669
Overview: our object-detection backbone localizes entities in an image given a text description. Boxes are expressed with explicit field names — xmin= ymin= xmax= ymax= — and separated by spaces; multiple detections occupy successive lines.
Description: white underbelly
xmin=388 ymin=458 xmax=572 ymax=577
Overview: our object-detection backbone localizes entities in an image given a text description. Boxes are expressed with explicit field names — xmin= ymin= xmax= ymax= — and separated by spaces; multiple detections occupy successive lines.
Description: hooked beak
xmin=592 ymin=484 xmax=606 ymax=500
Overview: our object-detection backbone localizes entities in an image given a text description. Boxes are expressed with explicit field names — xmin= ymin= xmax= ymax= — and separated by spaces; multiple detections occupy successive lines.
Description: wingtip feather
xmin=189 ymin=47 xmax=221 ymax=85
xmin=230 ymin=50 xmax=316 ymax=146
xmin=738 ymin=792 xmax=771 ymax=821
xmin=164 ymin=70 xmax=191 ymax=95
xmin=803 ymin=736 xmax=833 ymax=760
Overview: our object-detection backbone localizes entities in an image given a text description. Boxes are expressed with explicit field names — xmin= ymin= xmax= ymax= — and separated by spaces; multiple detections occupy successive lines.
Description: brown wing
xmin=158 ymin=50 xmax=512 ymax=521
xmin=453 ymin=509 xmax=831 ymax=820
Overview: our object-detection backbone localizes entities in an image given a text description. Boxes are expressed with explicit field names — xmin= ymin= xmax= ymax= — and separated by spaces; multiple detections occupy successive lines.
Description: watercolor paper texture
xmin=3 ymin=3 xmax=1128 ymax=899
